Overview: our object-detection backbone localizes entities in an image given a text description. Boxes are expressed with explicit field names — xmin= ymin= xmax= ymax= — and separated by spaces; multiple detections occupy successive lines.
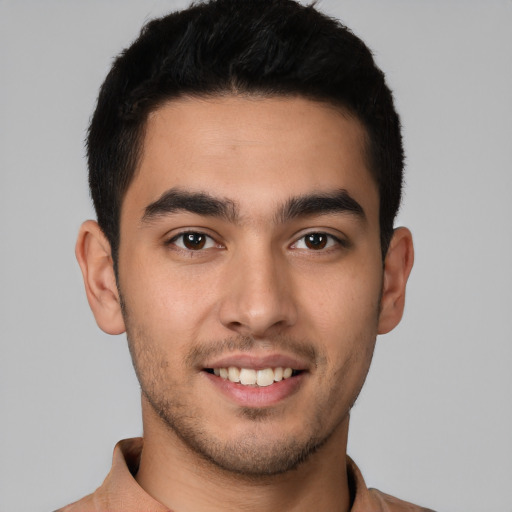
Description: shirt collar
xmin=90 ymin=437 xmax=395 ymax=512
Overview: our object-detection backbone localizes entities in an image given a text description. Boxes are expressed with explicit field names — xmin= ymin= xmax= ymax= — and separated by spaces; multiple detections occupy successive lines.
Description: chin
xmin=155 ymin=400 xmax=341 ymax=478
xmin=187 ymin=431 xmax=329 ymax=477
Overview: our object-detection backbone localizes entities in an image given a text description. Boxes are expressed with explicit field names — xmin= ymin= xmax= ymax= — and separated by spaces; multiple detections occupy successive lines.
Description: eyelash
xmin=166 ymin=230 xmax=347 ymax=253
xmin=290 ymin=232 xmax=346 ymax=251
xmin=167 ymin=231 xmax=221 ymax=252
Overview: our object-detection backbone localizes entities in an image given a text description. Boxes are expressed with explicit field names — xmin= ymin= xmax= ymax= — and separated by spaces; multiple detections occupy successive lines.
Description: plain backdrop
xmin=1 ymin=1 xmax=511 ymax=511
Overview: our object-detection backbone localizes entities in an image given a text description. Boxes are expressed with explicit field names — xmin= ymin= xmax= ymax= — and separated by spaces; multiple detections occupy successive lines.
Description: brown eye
xmin=182 ymin=232 xmax=207 ymax=250
xmin=304 ymin=233 xmax=328 ymax=250
xmin=168 ymin=231 xmax=221 ymax=253
xmin=169 ymin=232 xmax=217 ymax=251
xmin=291 ymin=232 xmax=343 ymax=252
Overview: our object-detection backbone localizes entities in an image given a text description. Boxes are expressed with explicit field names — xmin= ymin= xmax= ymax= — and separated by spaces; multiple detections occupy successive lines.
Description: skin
xmin=76 ymin=95 xmax=414 ymax=512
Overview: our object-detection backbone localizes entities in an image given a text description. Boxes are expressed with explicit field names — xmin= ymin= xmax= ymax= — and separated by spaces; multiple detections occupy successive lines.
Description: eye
xmin=292 ymin=232 xmax=341 ymax=251
xmin=169 ymin=232 xmax=218 ymax=251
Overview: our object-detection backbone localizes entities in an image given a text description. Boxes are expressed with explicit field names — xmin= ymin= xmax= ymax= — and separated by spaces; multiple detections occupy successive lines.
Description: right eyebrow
xmin=141 ymin=188 xmax=239 ymax=224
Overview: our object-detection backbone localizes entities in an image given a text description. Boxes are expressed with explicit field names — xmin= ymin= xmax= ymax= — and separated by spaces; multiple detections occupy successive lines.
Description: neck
xmin=136 ymin=398 xmax=352 ymax=512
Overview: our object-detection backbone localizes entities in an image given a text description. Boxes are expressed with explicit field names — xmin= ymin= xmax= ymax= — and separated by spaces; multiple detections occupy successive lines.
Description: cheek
xmin=120 ymin=253 xmax=220 ymax=344
xmin=299 ymin=263 xmax=382 ymax=334
xmin=297 ymin=258 xmax=382 ymax=388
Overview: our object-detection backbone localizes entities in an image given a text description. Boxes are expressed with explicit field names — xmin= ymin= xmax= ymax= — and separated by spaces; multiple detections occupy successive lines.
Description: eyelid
xmin=166 ymin=229 xmax=224 ymax=251
xmin=290 ymin=230 xmax=348 ymax=250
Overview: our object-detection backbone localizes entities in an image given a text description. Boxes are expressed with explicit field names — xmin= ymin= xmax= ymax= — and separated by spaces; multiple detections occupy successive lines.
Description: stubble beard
xmin=121 ymin=298 xmax=377 ymax=478
xmin=141 ymin=382 xmax=336 ymax=477
xmin=126 ymin=334 xmax=375 ymax=479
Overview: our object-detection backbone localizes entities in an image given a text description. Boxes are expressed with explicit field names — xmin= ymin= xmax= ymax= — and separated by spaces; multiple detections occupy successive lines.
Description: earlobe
xmin=377 ymin=227 xmax=414 ymax=335
xmin=75 ymin=220 xmax=126 ymax=335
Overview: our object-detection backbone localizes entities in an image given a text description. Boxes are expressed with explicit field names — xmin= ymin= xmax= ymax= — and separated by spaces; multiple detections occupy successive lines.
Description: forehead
xmin=124 ymin=95 xmax=378 ymax=224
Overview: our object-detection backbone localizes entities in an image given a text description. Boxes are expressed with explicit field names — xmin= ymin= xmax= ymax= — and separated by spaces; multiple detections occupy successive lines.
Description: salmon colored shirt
xmin=55 ymin=438 xmax=435 ymax=512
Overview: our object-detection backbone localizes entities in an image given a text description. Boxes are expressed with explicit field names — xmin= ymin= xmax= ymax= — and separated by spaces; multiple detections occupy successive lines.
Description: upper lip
xmin=202 ymin=352 xmax=311 ymax=371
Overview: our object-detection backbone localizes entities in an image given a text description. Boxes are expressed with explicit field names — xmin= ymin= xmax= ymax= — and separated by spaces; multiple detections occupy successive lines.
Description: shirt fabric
xmin=55 ymin=438 xmax=435 ymax=512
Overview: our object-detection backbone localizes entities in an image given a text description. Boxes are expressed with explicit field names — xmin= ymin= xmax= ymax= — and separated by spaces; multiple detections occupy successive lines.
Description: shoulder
xmin=53 ymin=492 xmax=97 ymax=512
xmin=347 ymin=456 xmax=435 ymax=512
xmin=368 ymin=488 xmax=437 ymax=512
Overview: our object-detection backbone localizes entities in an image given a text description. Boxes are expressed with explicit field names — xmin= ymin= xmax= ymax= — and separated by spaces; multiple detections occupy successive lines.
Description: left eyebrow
xmin=276 ymin=189 xmax=366 ymax=224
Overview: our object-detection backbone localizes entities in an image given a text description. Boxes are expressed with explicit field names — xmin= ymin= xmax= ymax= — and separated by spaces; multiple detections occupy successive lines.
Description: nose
xmin=218 ymin=245 xmax=298 ymax=338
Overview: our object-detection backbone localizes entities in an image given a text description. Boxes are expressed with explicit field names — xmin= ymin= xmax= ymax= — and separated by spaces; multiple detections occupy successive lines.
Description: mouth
xmin=204 ymin=366 xmax=303 ymax=387
xmin=200 ymin=352 xmax=311 ymax=406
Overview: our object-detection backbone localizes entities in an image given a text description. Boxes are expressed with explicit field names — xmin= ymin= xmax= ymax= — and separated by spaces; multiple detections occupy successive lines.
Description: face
xmin=117 ymin=96 xmax=384 ymax=475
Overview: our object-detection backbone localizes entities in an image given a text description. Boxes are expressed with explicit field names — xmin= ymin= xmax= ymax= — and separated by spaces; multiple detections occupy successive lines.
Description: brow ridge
xmin=141 ymin=187 xmax=365 ymax=226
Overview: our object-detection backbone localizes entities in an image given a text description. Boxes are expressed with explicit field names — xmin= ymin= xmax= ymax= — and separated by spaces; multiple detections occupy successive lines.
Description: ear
xmin=377 ymin=227 xmax=414 ymax=335
xmin=75 ymin=220 xmax=126 ymax=335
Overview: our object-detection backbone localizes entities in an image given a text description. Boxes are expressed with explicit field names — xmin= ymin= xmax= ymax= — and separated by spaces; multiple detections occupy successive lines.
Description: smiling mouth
xmin=204 ymin=367 xmax=303 ymax=387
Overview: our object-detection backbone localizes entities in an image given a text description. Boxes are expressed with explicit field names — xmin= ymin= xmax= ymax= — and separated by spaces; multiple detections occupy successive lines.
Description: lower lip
xmin=202 ymin=371 xmax=305 ymax=408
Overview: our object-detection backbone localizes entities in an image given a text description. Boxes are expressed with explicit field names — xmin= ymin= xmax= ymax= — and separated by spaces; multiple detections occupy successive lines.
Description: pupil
xmin=184 ymin=233 xmax=206 ymax=250
xmin=306 ymin=233 xmax=327 ymax=250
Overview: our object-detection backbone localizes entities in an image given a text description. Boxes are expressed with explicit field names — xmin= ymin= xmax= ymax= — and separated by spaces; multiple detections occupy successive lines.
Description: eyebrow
xmin=276 ymin=189 xmax=366 ymax=224
xmin=141 ymin=187 xmax=365 ymax=225
xmin=142 ymin=188 xmax=239 ymax=224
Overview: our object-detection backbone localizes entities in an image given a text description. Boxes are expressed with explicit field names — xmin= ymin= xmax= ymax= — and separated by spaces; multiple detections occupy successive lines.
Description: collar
xmin=60 ymin=437 xmax=433 ymax=512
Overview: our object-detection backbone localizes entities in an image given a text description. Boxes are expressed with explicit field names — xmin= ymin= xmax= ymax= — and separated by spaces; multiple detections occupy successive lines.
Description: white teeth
xmin=212 ymin=366 xmax=296 ymax=386
xmin=257 ymin=368 xmax=275 ymax=387
xmin=239 ymin=368 xmax=257 ymax=385
xmin=228 ymin=366 xmax=240 ymax=383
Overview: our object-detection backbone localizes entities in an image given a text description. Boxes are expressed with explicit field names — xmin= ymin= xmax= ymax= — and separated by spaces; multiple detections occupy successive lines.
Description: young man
xmin=59 ymin=0 xmax=432 ymax=510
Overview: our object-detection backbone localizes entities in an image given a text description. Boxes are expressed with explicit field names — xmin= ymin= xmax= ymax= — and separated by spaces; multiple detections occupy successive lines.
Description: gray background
xmin=1 ymin=1 xmax=511 ymax=511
